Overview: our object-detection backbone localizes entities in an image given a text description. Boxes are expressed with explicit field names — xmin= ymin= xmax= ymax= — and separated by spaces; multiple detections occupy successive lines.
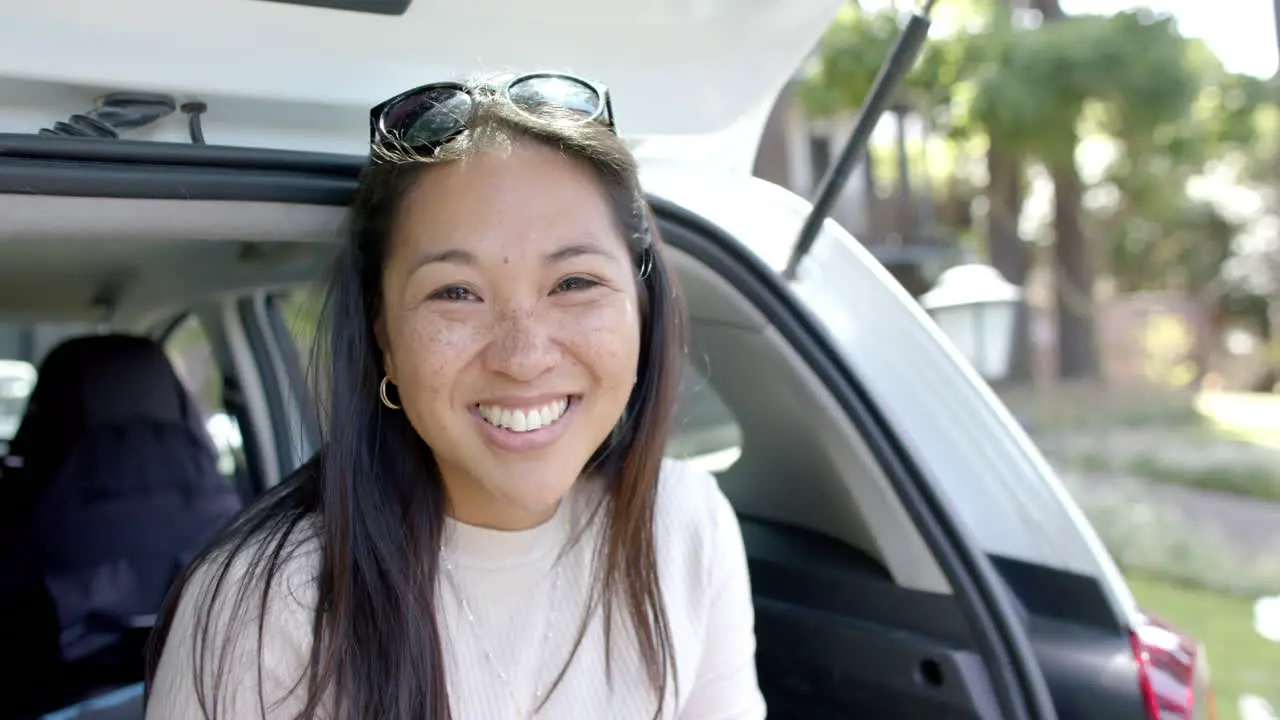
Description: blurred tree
xmin=795 ymin=2 xmax=970 ymax=120
xmin=1270 ymin=0 xmax=1280 ymax=386
xmin=981 ymin=0 xmax=1032 ymax=383
xmin=798 ymin=0 xmax=1227 ymax=382
xmin=1095 ymin=38 xmax=1265 ymax=297
xmin=970 ymin=3 xmax=1200 ymax=378
xmin=796 ymin=0 xmax=1043 ymax=379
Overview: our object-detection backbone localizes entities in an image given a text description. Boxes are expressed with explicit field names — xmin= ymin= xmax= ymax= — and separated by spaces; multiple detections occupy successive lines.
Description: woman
xmin=145 ymin=72 xmax=765 ymax=719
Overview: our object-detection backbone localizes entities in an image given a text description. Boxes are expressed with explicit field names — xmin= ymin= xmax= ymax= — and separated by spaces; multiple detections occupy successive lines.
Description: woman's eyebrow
xmin=408 ymin=248 xmax=476 ymax=273
xmin=545 ymin=239 xmax=619 ymax=264
xmin=406 ymin=239 xmax=616 ymax=276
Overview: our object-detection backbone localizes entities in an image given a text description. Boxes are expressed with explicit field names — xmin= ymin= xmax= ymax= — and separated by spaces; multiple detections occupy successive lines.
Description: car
xmin=0 ymin=0 xmax=1213 ymax=718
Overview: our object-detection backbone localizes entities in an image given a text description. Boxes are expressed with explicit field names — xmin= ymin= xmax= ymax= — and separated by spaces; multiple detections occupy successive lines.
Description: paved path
xmin=1062 ymin=466 xmax=1280 ymax=558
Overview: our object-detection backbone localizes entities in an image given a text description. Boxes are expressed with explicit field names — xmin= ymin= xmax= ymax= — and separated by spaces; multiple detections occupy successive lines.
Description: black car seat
xmin=0 ymin=334 xmax=243 ymax=717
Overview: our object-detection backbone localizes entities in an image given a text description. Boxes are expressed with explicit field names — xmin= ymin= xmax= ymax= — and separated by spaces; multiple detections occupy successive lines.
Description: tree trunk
xmin=894 ymin=108 xmax=916 ymax=234
xmin=862 ymin=149 xmax=877 ymax=222
xmin=1031 ymin=0 xmax=1100 ymax=380
xmin=986 ymin=0 xmax=1037 ymax=386
xmin=1271 ymin=0 xmax=1280 ymax=388
xmin=986 ymin=140 xmax=1033 ymax=383
xmin=1048 ymin=155 xmax=1100 ymax=379
xmin=1034 ymin=0 xmax=1066 ymax=20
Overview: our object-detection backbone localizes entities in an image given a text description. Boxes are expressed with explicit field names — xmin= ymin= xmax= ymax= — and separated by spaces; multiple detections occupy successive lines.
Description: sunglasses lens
xmin=508 ymin=76 xmax=602 ymax=122
xmin=382 ymin=86 xmax=473 ymax=146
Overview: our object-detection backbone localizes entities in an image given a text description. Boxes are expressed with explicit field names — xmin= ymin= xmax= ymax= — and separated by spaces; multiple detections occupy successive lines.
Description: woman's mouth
xmin=476 ymin=396 xmax=573 ymax=433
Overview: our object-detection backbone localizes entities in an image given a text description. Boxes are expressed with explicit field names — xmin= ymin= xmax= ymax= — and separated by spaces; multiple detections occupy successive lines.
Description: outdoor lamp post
xmin=919 ymin=263 xmax=1024 ymax=382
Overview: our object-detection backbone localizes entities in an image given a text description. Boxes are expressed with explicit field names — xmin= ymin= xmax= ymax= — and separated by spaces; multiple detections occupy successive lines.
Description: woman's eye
xmin=429 ymin=285 xmax=479 ymax=302
xmin=553 ymin=276 xmax=600 ymax=294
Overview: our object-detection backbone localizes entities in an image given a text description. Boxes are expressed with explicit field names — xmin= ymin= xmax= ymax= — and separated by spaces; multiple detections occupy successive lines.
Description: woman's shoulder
xmin=186 ymin=517 xmax=323 ymax=625
xmin=652 ymin=458 xmax=737 ymax=566
xmin=149 ymin=519 xmax=322 ymax=717
xmin=655 ymin=457 xmax=727 ymax=516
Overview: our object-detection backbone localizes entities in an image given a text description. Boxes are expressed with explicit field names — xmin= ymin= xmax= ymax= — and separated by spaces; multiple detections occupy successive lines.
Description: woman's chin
xmin=445 ymin=464 xmax=580 ymax=530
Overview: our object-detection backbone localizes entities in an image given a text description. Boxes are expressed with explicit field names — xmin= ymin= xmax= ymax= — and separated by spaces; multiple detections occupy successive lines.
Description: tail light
xmin=1131 ymin=612 xmax=1215 ymax=719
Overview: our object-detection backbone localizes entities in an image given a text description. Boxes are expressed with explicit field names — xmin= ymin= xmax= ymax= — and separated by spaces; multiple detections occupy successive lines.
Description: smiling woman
xmin=143 ymin=73 xmax=766 ymax=720
xmin=376 ymin=142 xmax=645 ymax=531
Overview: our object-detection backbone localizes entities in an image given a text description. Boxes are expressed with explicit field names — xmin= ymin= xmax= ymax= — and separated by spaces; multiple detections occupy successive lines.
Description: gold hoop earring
xmin=379 ymin=375 xmax=401 ymax=410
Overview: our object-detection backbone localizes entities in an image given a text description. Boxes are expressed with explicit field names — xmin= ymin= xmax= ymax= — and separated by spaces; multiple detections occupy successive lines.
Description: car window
xmin=0 ymin=359 xmax=36 ymax=453
xmin=280 ymin=286 xmax=327 ymax=377
xmin=274 ymin=287 xmax=743 ymax=474
xmin=669 ymin=360 xmax=743 ymax=473
xmin=163 ymin=315 xmax=244 ymax=477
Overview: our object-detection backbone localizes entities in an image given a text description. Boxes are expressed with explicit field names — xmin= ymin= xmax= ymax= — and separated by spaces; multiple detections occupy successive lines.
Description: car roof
xmin=0 ymin=0 xmax=842 ymax=174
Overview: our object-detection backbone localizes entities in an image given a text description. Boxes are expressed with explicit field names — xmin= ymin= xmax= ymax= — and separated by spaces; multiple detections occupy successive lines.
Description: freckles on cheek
xmin=396 ymin=318 xmax=486 ymax=384
xmin=567 ymin=302 xmax=642 ymax=374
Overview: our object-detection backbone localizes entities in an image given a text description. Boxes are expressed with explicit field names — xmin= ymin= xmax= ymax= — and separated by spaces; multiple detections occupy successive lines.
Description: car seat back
xmin=0 ymin=334 xmax=242 ymax=713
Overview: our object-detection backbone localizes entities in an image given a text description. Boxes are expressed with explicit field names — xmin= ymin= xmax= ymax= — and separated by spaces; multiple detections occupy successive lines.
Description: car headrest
xmin=8 ymin=334 xmax=199 ymax=458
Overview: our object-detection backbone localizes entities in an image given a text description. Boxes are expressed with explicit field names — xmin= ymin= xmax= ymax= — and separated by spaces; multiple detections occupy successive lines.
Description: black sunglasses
xmin=369 ymin=72 xmax=616 ymax=155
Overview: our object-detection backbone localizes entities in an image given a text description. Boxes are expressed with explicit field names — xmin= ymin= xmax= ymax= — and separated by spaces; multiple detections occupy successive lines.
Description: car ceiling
xmin=0 ymin=194 xmax=341 ymax=322
xmin=0 ymin=192 xmax=768 ymax=329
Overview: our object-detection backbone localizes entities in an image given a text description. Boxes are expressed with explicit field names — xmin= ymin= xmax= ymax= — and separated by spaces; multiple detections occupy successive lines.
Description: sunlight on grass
xmin=1197 ymin=392 xmax=1280 ymax=446
xmin=1128 ymin=574 xmax=1280 ymax=720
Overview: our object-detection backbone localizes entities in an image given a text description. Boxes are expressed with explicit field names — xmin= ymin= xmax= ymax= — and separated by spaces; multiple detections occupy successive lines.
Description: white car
xmin=0 ymin=1 xmax=1211 ymax=718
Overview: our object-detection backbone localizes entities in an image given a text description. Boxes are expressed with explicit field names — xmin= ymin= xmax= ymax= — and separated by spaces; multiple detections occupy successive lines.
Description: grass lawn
xmin=1042 ymin=391 xmax=1280 ymax=502
xmin=1128 ymin=574 xmax=1280 ymax=720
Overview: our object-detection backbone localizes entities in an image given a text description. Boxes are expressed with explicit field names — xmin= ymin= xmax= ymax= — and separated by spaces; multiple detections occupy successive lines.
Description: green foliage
xmin=801 ymin=8 xmax=1205 ymax=162
xmin=1202 ymin=69 xmax=1272 ymax=147
xmin=1096 ymin=140 xmax=1243 ymax=294
xmin=1113 ymin=37 xmax=1265 ymax=168
xmin=1097 ymin=199 xmax=1235 ymax=295
xmin=799 ymin=2 xmax=1276 ymax=296
xmin=796 ymin=4 xmax=966 ymax=120
xmin=1097 ymin=13 xmax=1200 ymax=147
xmin=1091 ymin=26 xmax=1269 ymax=294
xmin=796 ymin=5 xmax=906 ymax=117
xmin=968 ymin=12 xmax=1200 ymax=161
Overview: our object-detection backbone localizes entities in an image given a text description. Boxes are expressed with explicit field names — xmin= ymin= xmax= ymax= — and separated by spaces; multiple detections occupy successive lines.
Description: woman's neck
xmin=445 ymin=500 xmax=559 ymax=532
xmin=442 ymin=492 xmax=575 ymax=570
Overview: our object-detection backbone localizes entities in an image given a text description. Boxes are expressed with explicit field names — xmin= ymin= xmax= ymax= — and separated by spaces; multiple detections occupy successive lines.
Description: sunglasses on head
xmin=369 ymin=72 xmax=616 ymax=156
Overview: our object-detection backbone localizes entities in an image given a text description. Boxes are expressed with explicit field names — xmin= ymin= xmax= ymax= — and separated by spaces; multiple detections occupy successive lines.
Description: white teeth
xmin=479 ymin=397 xmax=570 ymax=433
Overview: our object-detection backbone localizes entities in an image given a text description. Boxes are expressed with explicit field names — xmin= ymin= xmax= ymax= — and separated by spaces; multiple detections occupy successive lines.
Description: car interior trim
xmin=651 ymin=197 xmax=1058 ymax=720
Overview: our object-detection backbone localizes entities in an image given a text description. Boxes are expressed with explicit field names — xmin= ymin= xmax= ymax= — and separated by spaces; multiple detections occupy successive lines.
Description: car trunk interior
xmin=1 ymin=182 xmax=1013 ymax=719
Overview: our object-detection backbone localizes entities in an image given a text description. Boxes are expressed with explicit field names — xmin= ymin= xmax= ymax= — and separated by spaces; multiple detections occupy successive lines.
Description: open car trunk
xmin=0 ymin=133 xmax=1062 ymax=720
xmin=0 ymin=0 xmax=848 ymax=174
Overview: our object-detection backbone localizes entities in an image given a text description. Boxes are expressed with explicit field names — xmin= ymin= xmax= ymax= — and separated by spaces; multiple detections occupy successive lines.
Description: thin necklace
xmin=441 ymin=554 xmax=564 ymax=719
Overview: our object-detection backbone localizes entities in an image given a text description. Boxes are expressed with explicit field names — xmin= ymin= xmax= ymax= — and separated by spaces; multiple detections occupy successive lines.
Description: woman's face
xmin=377 ymin=142 xmax=642 ymax=530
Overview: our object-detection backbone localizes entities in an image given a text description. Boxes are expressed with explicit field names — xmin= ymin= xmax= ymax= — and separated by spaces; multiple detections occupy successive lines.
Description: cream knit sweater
xmin=147 ymin=459 xmax=766 ymax=719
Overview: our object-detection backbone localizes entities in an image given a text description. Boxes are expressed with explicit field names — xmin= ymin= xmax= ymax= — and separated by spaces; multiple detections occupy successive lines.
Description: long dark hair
xmin=145 ymin=82 xmax=686 ymax=719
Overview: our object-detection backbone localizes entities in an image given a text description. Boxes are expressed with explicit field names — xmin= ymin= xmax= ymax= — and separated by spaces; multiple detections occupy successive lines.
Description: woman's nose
xmin=483 ymin=305 xmax=557 ymax=382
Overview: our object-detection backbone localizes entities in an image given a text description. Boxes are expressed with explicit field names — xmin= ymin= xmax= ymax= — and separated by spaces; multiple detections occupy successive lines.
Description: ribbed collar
xmin=442 ymin=491 xmax=577 ymax=570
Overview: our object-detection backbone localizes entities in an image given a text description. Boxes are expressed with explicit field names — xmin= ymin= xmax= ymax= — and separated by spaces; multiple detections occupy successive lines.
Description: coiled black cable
xmin=180 ymin=101 xmax=207 ymax=144
xmin=39 ymin=92 xmax=206 ymax=144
